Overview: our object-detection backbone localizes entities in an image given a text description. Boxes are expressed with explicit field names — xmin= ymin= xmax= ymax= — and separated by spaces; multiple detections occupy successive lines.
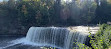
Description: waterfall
xmin=26 ymin=27 xmax=89 ymax=49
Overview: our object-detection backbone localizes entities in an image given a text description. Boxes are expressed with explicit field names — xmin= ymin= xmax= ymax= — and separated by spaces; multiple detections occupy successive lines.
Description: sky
xmin=0 ymin=0 xmax=2 ymax=2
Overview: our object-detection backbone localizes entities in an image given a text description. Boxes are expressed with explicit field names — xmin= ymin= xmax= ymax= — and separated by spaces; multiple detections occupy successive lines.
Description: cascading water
xmin=26 ymin=27 xmax=89 ymax=49
xmin=0 ymin=26 xmax=99 ymax=49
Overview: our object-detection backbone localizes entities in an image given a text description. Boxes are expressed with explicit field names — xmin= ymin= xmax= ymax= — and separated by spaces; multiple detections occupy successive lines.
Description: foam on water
xmin=1 ymin=37 xmax=62 ymax=49
xmin=1 ymin=26 xmax=99 ymax=49
xmin=1 ymin=38 xmax=25 ymax=49
xmin=25 ymin=27 xmax=89 ymax=49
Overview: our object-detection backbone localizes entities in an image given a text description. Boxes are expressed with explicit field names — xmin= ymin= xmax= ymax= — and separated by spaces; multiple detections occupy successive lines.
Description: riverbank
xmin=0 ymin=25 xmax=99 ymax=36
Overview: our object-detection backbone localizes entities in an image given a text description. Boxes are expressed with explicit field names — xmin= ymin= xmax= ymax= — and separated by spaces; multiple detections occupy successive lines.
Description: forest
xmin=0 ymin=0 xmax=111 ymax=49
xmin=0 ymin=0 xmax=111 ymax=34
xmin=0 ymin=0 xmax=111 ymax=27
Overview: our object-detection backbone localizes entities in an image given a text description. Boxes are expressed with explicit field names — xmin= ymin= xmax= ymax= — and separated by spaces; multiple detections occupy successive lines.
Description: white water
xmin=26 ymin=27 xmax=90 ymax=49
xmin=1 ymin=26 xmax=99 ymax=49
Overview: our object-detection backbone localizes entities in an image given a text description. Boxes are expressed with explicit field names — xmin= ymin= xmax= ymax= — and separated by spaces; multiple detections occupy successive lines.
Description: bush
xmin=75 ymin=24 xmax=111 ymax=49
xmin=90 ymin=24 xmax=111 ymax=49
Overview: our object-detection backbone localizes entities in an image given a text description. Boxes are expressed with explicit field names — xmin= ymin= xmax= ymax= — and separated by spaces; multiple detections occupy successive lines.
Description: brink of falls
xmin=26 ymin=26 xmax=99 ymax=49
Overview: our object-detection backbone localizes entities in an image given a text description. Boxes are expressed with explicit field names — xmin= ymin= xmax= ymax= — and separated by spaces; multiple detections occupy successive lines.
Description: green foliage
xmin=90 ymin=24 xmax=111 ymax=49
xmin=16 ymin=0 xmax=56 ymax=26
xmin=1 ymin=0 xmax=111 ymax=27
xmin=73 ymin=42 xmax=92 ymax=49
xmin=74 ymin=24 xmax=111 ymax=49
xmin=0 ymin=0 xmax=111 ymax=26
xmin=0 ymin=0 xmax=111 ymax=48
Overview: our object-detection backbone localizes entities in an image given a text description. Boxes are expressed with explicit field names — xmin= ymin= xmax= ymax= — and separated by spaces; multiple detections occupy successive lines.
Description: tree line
xmin=0 ymin=0 xmax=111 ymax=28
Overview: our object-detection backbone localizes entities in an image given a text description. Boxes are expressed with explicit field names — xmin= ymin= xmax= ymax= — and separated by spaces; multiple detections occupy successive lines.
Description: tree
xmin=93 ymin=0 xmax=111 ymax=24
xmin=53 ymin=0 xmax=61 ymax=25
xmin=8 ymin=0 xmax=15 ymax=8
